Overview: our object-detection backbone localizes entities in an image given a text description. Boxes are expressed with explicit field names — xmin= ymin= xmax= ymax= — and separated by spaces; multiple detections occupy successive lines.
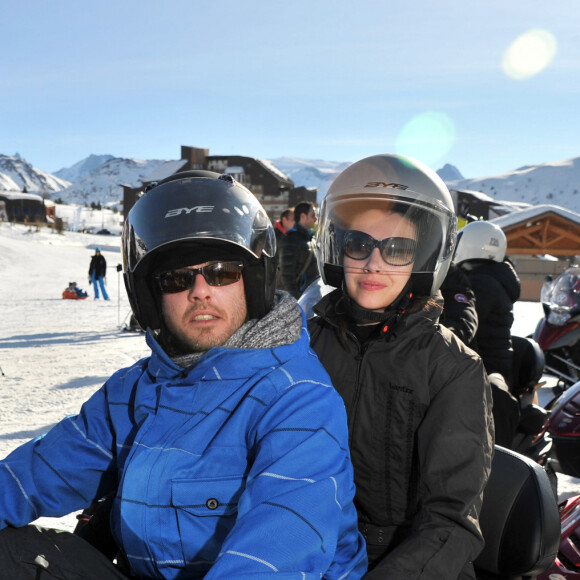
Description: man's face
xmin=302 ymin=208 xmax=317 ymax=229
xmin=281 ymin=213 xmax=295 ymax=231
xmin=160 ymin=261 xmax=248 ymax=352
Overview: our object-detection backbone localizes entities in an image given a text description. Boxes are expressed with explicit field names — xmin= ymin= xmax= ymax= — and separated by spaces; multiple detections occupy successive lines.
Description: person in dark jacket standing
xmin=88 ymin=247 xmax=110 ymax=300
xmin=274 ymin=207 xmax=294 ymax=287
xmin=308 ymin=154 xmax=493 ymax=579
xmin=273 ymin=207 xmax=295 ymax=245
xmin=279 ymin=201 xmax=319 ymax=297
xmin=0 ymin=172 xmax=366 ymax=579
xmin=453 ymin=220 xmax=522 ymax=446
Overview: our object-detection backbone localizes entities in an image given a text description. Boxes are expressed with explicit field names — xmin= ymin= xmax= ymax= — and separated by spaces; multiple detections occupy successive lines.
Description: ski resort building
xmin=0 ymin=191 xmax=45 ymax=223
xmin=492 ymin=204 xmax=580 ymax=300
xmin=122 ymin=146 xmax=317 ymax=223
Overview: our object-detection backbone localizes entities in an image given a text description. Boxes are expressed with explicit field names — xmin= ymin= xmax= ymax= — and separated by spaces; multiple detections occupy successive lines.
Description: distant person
xmin=0 ymin=172 xmax=366 ymax=579
xmin=274 ymin=207 xmax=294 ymax=287
xmin=279 ymin=201 xmax=319 ymax=298
xmin=62 ymin=281 xmax=88 ymax=300
xmin=273 ymin=207 xmax=295 ymax=244
xmin=88 ymin=247 xmax=109 ymax=300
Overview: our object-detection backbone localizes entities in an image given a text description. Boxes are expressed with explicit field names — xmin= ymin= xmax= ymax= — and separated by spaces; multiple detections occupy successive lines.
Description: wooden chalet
xmin=492 ymin=205 xmax=580 ymax=300
xmin=0 ymin=191 xmax=46 ymax=223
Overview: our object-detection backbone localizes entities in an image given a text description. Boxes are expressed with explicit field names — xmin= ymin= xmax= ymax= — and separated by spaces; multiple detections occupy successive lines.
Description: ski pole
xmin=117 ymin=264 xmax=122 ymax=328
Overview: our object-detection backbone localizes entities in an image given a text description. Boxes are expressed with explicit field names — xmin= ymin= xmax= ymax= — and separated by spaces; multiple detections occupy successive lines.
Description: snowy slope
xmin=56 ymin=157 xmax=168 ymax=206
xmin=4 ymin=150 xmax=580 ymax=218
xmin=0 ymin=222 xmax=149 ymax=530
xmin=269 ymin=156 xmax=352 ymax=202
xmin=448 ymin=157 xmax=580 ymax=214
xmin=0 ymin=154 xmax=70 ymax=193
xmin=53 ymin=154 xmax=115 ymax=183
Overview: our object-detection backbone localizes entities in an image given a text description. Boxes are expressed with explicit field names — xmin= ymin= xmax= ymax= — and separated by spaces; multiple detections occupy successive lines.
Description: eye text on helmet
xmin=364 ymin=182 xmax=409 ymax=190
xmin=164 ymin=206 xmax=215 ymax=218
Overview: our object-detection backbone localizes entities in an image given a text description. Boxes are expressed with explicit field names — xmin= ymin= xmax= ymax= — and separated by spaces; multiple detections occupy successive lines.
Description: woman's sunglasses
xmin=343 ymin=230 xmax=417 ymax=266
xmin=155 ymin=261 xmax=244 ymax=294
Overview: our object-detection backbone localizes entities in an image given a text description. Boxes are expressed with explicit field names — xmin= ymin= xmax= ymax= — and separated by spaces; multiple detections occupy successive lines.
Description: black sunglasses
xmin=343 ymin=230 xmax=417 ymax=266
xmin=155 ymin=262 xmax=244 ymax=294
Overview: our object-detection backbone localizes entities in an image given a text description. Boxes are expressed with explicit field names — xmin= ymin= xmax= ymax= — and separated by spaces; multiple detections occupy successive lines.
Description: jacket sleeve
xmin=205 ymin=371 xmax=367 ymax=579
xmin=366 ymin=342 xmax=494 ymax=580
xmin=0 ymin=386 xmax=117 ymax=529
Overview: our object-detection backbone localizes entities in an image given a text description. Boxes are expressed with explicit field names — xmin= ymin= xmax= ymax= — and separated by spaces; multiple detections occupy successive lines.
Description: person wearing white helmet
xmin=453 ymin=219 xmax=522 ymax=447
xmin=453 ymin=220 xmax=521 ymax=390
xmin=307 ymin=154 xmax=493 ymax=579
xmin=0 ymin=172 xmax=367 ymax=579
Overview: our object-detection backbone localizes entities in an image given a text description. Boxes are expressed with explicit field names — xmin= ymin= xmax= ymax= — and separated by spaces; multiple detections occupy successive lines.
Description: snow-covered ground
xmin=0 ymin=221 xmax=578 ymax=534
xmin=0 ymin=221 xmax=147 ymax=531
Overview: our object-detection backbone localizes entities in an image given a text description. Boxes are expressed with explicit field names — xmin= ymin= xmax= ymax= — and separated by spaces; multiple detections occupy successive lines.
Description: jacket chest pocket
xmin=374 ymin=383 xmax=419 ymax=521
xmin=171 ymin=476 xmax=244 ymax=572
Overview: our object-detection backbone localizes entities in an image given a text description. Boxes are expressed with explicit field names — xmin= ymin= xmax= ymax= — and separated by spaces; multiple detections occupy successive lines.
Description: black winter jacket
xmin=89 ymin=254 xmax=107 ymax=279
xmin=460 ymin=259 xmax=521 ymax=389
xmin=279 ymin=224 xmax=319 ymax=298
xmin=308 ymin=291 xmax=494 ymax=579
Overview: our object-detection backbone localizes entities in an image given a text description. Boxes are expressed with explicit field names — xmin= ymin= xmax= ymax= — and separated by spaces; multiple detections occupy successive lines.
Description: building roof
xmin=255 ymin=158 xmax=292 ymax=184
xmin=491 ymin=204 xmax=580 ymax=229
xmin=0 ymin=191 xmax=44 ymax=202
xmin=491 ymin=204 xmax=580 ymax=256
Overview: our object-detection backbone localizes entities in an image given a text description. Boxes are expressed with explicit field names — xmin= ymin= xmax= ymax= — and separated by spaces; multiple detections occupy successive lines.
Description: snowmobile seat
xmin=474 ymin=445 xmax=560 ymax=579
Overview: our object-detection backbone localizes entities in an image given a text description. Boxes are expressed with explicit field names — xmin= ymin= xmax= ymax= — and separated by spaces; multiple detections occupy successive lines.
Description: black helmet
xmin=122 ymin=171 xmax=276 ymax=330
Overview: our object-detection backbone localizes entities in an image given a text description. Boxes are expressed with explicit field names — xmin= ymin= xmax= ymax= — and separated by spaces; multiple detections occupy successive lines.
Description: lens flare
xmin=502 ymin=29 xmax=557 ymax=80
xmin=395 ymin=111 xmax=455 ymax=166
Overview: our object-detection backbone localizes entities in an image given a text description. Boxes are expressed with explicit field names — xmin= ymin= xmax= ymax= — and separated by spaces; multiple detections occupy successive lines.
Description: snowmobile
xmin=533 ymin=266 xmax=580 ymax=387
xmin=533 ymin=378 xmax=580 ymax=578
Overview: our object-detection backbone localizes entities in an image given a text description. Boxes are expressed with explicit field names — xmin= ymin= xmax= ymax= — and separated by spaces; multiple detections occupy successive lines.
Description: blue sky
xmin=2 ymin=1 xmax=579 ymax=179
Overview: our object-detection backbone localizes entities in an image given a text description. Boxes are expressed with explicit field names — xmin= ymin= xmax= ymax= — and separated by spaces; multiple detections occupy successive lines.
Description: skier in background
xmin=89 ymin=247 xmax=110 ymax=300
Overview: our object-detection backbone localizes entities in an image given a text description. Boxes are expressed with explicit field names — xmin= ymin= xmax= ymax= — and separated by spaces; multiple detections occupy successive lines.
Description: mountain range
xmin=1 ymin=152 xmax=579 ymax=215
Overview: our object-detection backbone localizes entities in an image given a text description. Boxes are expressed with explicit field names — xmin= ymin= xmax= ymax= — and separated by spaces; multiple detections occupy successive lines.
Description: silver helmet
xmin=316 ymin=154 xmax=457 ymax=296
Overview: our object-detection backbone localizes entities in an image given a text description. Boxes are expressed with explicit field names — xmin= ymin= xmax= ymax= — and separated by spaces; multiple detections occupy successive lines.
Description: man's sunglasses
xmin=343 ymin=230 xmax=417 ymax=266
xmin=155 ymin=262 xmax=244 ymax=294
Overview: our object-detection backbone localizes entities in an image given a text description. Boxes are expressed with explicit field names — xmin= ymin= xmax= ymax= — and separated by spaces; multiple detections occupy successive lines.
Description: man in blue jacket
xmin=0 ymin=172 xmax=367 ymax=579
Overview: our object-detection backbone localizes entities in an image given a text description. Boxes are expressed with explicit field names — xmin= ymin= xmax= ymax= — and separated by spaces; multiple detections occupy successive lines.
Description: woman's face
xmin=343 ymin=209 xmax=417 ymax=311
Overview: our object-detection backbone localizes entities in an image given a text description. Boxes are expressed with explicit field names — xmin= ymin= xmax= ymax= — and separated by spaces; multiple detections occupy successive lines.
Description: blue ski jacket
xmin=0 ymin=318 xmax=366 ymax=578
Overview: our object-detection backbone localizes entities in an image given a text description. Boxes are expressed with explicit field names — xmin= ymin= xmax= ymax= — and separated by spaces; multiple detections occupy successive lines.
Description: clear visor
xmin=317 ymin=192 xmax=456 ymax=276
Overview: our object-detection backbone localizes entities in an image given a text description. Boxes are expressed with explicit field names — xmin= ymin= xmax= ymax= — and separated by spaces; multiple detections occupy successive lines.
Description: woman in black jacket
xmin=308 ymin=154 xmax=494 ymax=579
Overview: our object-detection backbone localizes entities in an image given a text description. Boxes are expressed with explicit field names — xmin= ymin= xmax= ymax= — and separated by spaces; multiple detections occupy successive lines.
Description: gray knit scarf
xmin=171 ymin=291 xmax=303 ymax=369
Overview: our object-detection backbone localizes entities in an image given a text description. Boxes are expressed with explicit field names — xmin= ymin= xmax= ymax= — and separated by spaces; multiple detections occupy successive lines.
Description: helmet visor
xmin=123 ymin=176 xmax=275 ymax=275
xmin=317 ymin=191 xmax=456 ymax=277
